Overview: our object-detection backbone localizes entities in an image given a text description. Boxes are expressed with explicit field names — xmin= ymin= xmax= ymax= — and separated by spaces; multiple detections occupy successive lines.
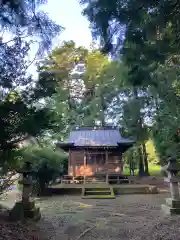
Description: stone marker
xmin=9 ymin=161 xmax=41 ymax=221
xmin=161 ymin=156 xmax=180 ymax=215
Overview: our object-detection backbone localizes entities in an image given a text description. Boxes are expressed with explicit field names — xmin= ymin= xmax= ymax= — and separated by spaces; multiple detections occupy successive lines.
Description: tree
xmin=0 ymin=38 xmax=57 ymax=170
xmin=82 ymin=51 xmax=120 ymax=126
xmin=80 ymin=0 xmax=180 ymax=55
xmin=113 ymin=85 xmax=151 ymax=176
xmin=21 ymin=145 xmax=68 ymax=195
xmin=40 ymin=41 xmax=120 ymax=138
xmin=40 ymin=41 xmax=88 ymax=138
xmin=41 ymin=40 xmax=157 ymax=177
xmin=100 ymin=60 xmax=152 ymax=176
xmin=0 ymin=0 xmax=62 ymax=55
xmin=80 ymin=0 xmax=180 ymax=166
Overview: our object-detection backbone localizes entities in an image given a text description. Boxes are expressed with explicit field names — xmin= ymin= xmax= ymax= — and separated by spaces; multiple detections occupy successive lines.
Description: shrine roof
xmin=57 ymin=127 xmax=134 ymax=148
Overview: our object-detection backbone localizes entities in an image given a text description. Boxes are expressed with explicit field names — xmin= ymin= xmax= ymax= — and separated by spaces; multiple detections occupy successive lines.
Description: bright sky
xmin=26 ymin=0 xmax=92 ymax=75
xmin=42 ymin=0 xmax=92 ymax=48
xmin=2 ymin=1 xmax=92 ymax=76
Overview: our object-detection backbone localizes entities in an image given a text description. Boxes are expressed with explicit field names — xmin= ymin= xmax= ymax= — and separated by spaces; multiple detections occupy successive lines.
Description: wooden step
xmin=82 ymin=195 xmax=115 ymax=199
xmin=82 ymin=186 xmax=115 ymax=199
xmin=85 ymin=190 xmax=111 ymax=193
xmin=85 ymin=190 xmax=111 ymax=195
xmin=85 ymin=188 xmax=110 ymax=191
xmin=86 ymin=181 xmax=105 ymax=184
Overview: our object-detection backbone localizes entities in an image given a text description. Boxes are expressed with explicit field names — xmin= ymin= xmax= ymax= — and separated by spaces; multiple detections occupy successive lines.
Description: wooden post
xmin=106 ymin=173 xmax=109 ymax=184
xmin=95 ymin=152 xmax=97 ymax=173
xmin=68 ymin=149 xmax=71 ymax=176
xmin=120 ymin=153 xmax=123 ymax=173
xmin=105 ymin=149 xmax=109 ymax=184
xmin=105 ymin=149 xmax=108 ymax=163
xmin=72 ymin=150 xmax=76 ymax=180
xmin=83 ymin=150 xmax=86 ymax=184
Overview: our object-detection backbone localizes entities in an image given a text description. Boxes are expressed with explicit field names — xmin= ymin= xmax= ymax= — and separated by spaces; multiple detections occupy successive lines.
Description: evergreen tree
xmin=40 ymin=41 xmax=120 ymax=135
xmin=0 ymin=38 xmax=57 ymax=169
xmin=1 ymin=0 xmax=62 ymax=55
xmin=80 ymin=0 xmax=180 ymax=164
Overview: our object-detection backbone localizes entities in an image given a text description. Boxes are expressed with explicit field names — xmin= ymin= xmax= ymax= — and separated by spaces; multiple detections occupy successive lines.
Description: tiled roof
xmin=66 ymin=129 xmax=134 ymax=147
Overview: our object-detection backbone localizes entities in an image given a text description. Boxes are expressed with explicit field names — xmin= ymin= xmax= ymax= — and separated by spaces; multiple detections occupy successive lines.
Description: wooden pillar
xmin=120 ymin=153 xmax=123 ymax=173
xmin=105 ymin=149 xmax=109 ymax=184
xmin=106 ymin=173 xmax=109 ymax=184
xmin=83 ymin=149 xmax=86 ymax=184
xmin=95 ymin=151 xmax=97 ymax=173
xmin=68 ymin=150 xmax=71 ymax=176
xmin=72 ymin=150 xmax=76 ymax=179
xmin=69 ymin=149 xmax=74 ymax=176
xmin=105 ymin=149 xmax=108 ymax=163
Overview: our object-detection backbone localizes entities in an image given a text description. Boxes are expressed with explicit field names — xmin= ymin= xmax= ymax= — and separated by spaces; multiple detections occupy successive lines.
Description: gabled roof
xmin=58 ymin=127 xmax=134 ymax=148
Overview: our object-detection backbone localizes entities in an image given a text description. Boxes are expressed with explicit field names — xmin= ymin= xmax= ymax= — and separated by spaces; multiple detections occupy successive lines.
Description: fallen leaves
xmin=0 ymin=217 xmax=42 ymax=240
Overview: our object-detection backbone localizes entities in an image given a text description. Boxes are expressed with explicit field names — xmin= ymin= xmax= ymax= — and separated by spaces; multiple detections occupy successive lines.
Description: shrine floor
xmin=49 ymin=183 xmax=160 ymax=195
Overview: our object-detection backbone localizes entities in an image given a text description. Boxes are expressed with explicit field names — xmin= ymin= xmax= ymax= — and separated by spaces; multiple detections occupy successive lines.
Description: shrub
xmin=21 ymin=146 xmax=68 ymax=195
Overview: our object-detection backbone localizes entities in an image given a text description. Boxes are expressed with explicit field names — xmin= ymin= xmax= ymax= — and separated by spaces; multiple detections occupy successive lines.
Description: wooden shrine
xmin=56 ymin=127 xmax=134 ymax=183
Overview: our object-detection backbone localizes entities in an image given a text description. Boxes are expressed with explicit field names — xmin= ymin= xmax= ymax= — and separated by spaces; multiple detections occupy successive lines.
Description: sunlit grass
xmin=123 ymin=164 xmax=161 ymax=176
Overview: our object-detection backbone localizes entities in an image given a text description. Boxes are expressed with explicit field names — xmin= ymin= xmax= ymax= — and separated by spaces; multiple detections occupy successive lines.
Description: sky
xmin=2 ymin=0 xmax=93 ymax=76
xmin=26 ymin=0 xmax=93 ymax=75
xmin=41 ymin=0 xmax=92 ymax=48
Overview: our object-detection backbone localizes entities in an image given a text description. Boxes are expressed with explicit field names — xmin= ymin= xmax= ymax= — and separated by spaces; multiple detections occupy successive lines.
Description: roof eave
xmin=117 ymin=140 xmax=135 ymax=145
xmin=56 ymin=142 xmax=75 ymax=150
xmin=117 ymin=140 xmax=135 ymax=153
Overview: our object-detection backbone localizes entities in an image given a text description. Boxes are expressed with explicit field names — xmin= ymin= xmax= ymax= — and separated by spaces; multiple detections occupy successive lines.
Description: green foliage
xmin=1 ymin=0 xmax=62 ymax=55
xmin=146 ymin=140 xmax=159 ymax=164
xmin=21 ymin=145 xmax=68 ymax=194
xmin=80 ymin=0 xmax=180 ymax=167
xmin=81 ymin=0 xmax=180 ymax=58
xmin=40 ymin=41 xmax=121 ymax=140
xmin=41 ymin=40 xmax=153 ymax=176
xmin=0 ymin=38 xmax=57 ymax=170
xmin=22 ymin=146 xmax=67 ymax=172
xmin=123 ymin=164 xmax=161 ymax=176
xmin=39 ymin=41 xmax=88 ymax=137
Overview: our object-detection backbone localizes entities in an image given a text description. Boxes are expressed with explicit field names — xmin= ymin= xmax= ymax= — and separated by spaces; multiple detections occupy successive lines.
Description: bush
xmin=20 ymin=146 xmax=68 ymax=195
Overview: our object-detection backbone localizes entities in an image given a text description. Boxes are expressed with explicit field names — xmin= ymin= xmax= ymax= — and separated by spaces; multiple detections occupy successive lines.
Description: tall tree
xmin=1 ymin=0 xmax=62 ymax=55
xmin=82 ymin=50 xmax=119 ymax=126
xmin=0 ymin=38 xmax=57 ymax=169
xmin=111 ymin=85 xmax=150 ymax=176
xmin=40 ymin=41 xmax=120 ymax=137
xmin=39 ymin=41 xmax=88 ymax=138
xmin=80 ymin=0 xmax=180 ymax=165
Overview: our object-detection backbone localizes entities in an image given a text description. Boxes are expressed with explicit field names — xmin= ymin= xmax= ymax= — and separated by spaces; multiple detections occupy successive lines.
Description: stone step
xmin=166 ymin=198 xmax=180 ymax=208
xmin=85 ymin=188 xmax=110 ymax=191
xmin=85 ymin=190 xmax=111 ymax=195
xmin=82 ymin=186 xmax=115 ymax=199
xmin=82 ymin=195 xmax=115 ymax=199
xmin=161 ymin=204 xmax=180 ymax=215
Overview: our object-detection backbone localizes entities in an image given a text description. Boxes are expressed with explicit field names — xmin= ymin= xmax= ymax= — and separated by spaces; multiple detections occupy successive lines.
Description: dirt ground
xmin=2 ymin=189 xmax=180 ymax=240
xmin=36 ymin=193 xmax=180 ymax=240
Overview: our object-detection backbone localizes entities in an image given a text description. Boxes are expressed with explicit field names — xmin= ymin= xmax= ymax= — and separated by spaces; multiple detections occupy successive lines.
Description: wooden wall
xmin=68 ymin=149 xmax=123 ymax=176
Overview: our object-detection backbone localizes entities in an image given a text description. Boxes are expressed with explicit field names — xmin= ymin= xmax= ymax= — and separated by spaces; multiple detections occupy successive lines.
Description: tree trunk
xmin=138 ymin=146 xmax=145 ymax=177
xmin=129 ymin=157 xmax=133 ymax=176
xmin=99 ymin=90 xmax=106 ymax=127
xmin=129 ymin=163 xmax=132 ymax=176
xmin=142 ymin=143 xmax=150 ymax=176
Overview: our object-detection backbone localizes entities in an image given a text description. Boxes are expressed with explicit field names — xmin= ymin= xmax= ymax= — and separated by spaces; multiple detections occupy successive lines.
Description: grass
xmin=123 ymin=164 xmax=161 ymax=176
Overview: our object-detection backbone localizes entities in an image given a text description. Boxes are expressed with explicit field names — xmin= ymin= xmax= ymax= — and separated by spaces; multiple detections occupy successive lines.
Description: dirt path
xmin=1 ymin=191 xmax=180 ymax=240
xmin=36 ymin=193 xmax=180 ymax=240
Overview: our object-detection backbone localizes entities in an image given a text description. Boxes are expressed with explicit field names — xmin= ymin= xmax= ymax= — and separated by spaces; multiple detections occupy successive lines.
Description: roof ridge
xmin=72 ymin=126 xmax=119 ymax=131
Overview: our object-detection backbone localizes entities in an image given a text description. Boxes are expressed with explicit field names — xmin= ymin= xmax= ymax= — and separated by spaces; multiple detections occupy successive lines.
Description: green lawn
xmin=123 ymin=164 xmax=161 ymax=176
